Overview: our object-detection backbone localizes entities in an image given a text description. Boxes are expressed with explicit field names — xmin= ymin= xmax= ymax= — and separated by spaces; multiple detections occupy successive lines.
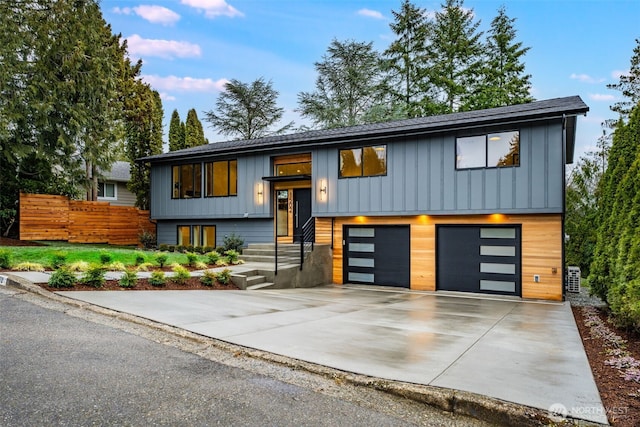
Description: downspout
xmin=561 ymin=114 xmax=567 ymax=301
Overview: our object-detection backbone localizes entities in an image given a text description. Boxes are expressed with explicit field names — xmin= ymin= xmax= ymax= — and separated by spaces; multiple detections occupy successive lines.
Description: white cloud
xmin=113 ymin=7 xmax=132 ymax=15
xmin=181 ymin=0 xmax=244 ymax=18
xmin=126 ymin=34 xmax=201 ymax=59
xmin=357 ymin=8 xmax=384 ymax=19
xmin=569 ymin=73 xmax=605 ymax=84
xmin=589 ymin=93 xmax=615 ymax=101
xmin=159 ymin=92 xmax=177 ymax=101
xmin=133 ymin=5 xmax=180 ymax=26
xmin=142 ymin=75 xmax=229 ymax=92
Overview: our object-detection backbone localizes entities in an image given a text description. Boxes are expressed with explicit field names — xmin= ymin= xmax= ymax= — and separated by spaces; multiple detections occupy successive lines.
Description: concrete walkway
xmin=21 ymin=281 xmax=605 ymax=425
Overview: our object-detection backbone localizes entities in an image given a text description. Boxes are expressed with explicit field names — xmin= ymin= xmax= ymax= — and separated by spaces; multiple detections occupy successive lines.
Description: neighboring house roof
xmin=99 ymin=161 xmax=131 ymax=183
xmin=140 ymin=96 xmax=588 ymax=164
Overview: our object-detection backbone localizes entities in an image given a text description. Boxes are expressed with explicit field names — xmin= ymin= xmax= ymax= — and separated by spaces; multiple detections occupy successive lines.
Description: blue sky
xmin=101 ymin=0 xmax=639 ymax=160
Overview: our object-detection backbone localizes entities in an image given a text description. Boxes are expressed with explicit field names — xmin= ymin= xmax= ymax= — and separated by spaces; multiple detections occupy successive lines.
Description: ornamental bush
xmin=216 ymin=269 xmax=232 ymax=285
xmin=155 ymin=253 xmax=168 ymax=268
xmin=48 ymin=267 xmax=76 ymax=288
xmin=51 ymin=251 xmax=67 ymax=269
xmin=0 ymin=249 xmax=11 ymax=269
xmin=119 ymin=269 xmax=138 ymax=288
xmin=171 ymin=265 xmax=190 ymax=285
xmin=81 ymin=264 xmax=106 ymax=288
xmin=149 ymin=271 xmax=166 ymax=287
xmin=200 ymin=270 xmax=217 ymax=287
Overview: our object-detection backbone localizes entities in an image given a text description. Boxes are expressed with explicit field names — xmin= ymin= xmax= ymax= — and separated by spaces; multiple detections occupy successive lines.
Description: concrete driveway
xmin=56 ymin=285 xmax=606 ymax=424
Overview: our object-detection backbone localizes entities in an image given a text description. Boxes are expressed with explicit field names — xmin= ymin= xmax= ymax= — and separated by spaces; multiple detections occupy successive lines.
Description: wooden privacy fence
xmin=19 ymin=193 xmax=155 ymax=245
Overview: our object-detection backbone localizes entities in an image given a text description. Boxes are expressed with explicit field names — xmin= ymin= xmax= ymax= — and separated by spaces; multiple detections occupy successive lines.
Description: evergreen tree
xmin=169 ymin=109 xmax=185 ymax=151
xmin=427 ymin=0 xmax=484 ymax=113
xmin=185 ymin=108 xmax=207 ymax=148
xmin=298 ymin=39 xmax=386 ymax=128
xmin=204 ymin=78 xmax=293 ymax=140
xmin=382 ymin=0 xmax=440 ymax=117
xmin=461 ymin=6 xmax=533 ymax=110
xmin=607 ymin=39 xmax=640 ymax=124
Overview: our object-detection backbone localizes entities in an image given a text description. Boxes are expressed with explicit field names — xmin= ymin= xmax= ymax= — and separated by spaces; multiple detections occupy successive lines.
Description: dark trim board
xmin=436 ymin=224 xmax=522 ymax=296
xmin=343 ymin=225 xmax=410 ymax=288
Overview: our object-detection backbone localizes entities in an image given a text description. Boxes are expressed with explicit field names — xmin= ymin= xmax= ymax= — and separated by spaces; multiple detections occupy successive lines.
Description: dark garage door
xmin=343 ymin=225 xmax=410 ymax=288
xmin=437 ymin=225 xmax=521 ymax=296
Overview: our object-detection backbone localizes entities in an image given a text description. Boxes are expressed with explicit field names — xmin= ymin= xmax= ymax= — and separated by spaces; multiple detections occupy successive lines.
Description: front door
xmin=293 ymin=188 xmax=312 ymax=242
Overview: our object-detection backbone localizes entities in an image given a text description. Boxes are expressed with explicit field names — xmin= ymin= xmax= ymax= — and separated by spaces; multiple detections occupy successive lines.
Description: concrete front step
xmin=239 ymin=254 xmax=299 ymax=264
xmin=246 ymin=282 xmax=275 ymax=290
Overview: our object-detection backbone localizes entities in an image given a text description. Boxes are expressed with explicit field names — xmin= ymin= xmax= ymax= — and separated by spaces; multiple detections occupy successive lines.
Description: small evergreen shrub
xmin=81 ymin=264 xmax=106 ymax=288
xmin=149 ymin=271 xmax=166 ymax=287
xmin=139 ymin=231 xmax=157 ymax=249
xmin=206 ymin=251 xmax=220 ymax=265
xmin=203 ymin=246 xmax=215 ymax=254
xmin=200 ymin=270 xmax=217 ymax=287
xmin=48 ymin=268 xmax=76 ymax=288
xmin=223 ymin=233 xmax=244 ymax=252
xmin=134 ymin=251 xmax=146 ymax=266
xmin=119 ymin=269 xmax=138 ymax=288
xmin=224 ymin=249 xmax=240 ymax=264
xmin=155 ymin=253 xmax=168 ymax=268
xmin=51 ymin=251 xmax=67 ymax=269
xmin=216 ymin=269 xmax=232 ymax=285
xmin=99 ymin=250 xmax=113 ymax=265
xmin=175 ymin=245 xmax=185 ymax=253
xmin=0 ymin=249 xmax=11 ymax=269
xmin=13 ymin=262 xmax=45 ymax=272
xmin=171 ymin=265 xmax=191 ymax=285
xmin=167 ymin=245 xmax=175 ymax=252
xmin=186 ymin=252 xmax=199 ymax=267
xmin=158 ymin=243 xmax=169 ymax=252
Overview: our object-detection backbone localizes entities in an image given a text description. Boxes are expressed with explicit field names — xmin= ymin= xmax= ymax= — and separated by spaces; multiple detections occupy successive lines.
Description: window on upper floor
xmin=205 ymin=160 xmax=237 ymax=197
xmin=172 ymin=164 xmax=202 ymax=199
xmin=456 ymin=131 xmax=520 ymax=169
xmin=97 ymin=182 xmax=116 ymax=199
xmin=339 ymin=145 xmax=387 ymax=178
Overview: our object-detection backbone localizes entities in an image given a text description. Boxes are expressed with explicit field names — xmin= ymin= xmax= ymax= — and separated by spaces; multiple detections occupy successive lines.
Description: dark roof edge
xmin=140 ymin=96 xmax=588 ymax=163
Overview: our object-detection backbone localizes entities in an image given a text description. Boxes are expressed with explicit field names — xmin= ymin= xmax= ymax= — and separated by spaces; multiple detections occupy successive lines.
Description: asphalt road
xmin=0 ymin=287 xmax=491 ymax=427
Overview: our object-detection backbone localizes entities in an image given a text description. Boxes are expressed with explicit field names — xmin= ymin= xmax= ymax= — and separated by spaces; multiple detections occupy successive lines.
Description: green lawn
xmin=0 ymin=242 xmax=190 ymax=269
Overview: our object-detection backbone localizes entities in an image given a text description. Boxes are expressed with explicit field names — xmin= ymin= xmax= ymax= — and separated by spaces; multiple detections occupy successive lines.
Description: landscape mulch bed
xmin=39 ymin=277 xmax=240 ymax=292
xmin=572 ymin=306 xmax=640 ymax=427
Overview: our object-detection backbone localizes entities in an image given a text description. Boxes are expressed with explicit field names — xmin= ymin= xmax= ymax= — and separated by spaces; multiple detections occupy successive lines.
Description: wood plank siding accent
xmin=315 ymin=213 xmax=563 ymax=301
xmin=19 ymin=193 xmax=155 ymax=245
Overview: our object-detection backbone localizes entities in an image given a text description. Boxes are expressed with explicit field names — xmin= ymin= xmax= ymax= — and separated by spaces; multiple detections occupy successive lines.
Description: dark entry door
xmin=437 ymin=225 xmax=521 ymax=296
xmin=293 ymin=188 xmax=312 ymax=242
xmin=343 ymin=225 xmax=410 ymax=288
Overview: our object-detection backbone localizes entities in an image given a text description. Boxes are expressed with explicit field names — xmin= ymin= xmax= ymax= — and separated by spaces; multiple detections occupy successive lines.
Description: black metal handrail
xmin=299 ymin=217 xmax=315 ymax=270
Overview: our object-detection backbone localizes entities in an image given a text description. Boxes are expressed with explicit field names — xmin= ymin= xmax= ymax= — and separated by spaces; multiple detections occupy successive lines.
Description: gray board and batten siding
xmin=143 ymin=96 xmax=588 ymax=220
xmin=312 ymin=121 xmax=565 ymax=217
xmin=156 ymin=219 xmax=273 ymax=248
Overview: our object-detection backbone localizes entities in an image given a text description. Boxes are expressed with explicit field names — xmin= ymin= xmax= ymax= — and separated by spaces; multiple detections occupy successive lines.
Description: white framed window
xmin=97 ymin=182 xmax=117 ymax=200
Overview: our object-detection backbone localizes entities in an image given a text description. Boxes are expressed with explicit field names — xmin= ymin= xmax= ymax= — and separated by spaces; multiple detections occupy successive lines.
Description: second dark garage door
xmin=437 ymin=225 xmax=521 ymax=296
xmin=343 ymin=225 xmax=410 ymax=288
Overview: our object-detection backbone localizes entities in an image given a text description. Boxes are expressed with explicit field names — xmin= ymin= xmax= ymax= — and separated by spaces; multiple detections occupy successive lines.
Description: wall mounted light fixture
xmin=257 ymin=183 xmax=264 ymax=204
xmin=319 ymin=179 xmax=327 ymax=201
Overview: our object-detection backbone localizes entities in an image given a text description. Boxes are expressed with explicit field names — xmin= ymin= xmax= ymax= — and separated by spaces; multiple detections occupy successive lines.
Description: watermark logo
xmin=548 ymin=403 xmax=568 ymax=419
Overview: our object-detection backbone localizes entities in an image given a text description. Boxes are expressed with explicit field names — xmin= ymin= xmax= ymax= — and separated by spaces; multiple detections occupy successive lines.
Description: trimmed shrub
xmin=223 ymin=233 xmax=244 ymax=252
xmin=51 ymin=251 xmax=67 ymax=269
xmin=155 ymin=253 xmax=168 ymax=268
xmin=206 ymin=251 xmax=220 ymax=265
xmin=608 ymin=279 xmax=640 ymax=331
xmin=13 ymin=262 xmax=45 ymax=272
xmin=134 ymin=251 xmax=146 ymax=266
xmin=167 ymin=245 xmax=175 ymax=252
xmin=194 ymin=261 xmax=208 ymax=270
xmin=99 ymin=250 xmax=113 ymax=265
xmin=0 ymin=249 xmax=11 ymax=269
xmin=216 ymin=269 xmax=232 ymax=285
xmin=200 ymin=270 xmax=217 ymax=287
xmin=175 ymin=245 xmax=185 ymax=253
xmin=119 ymin=269 xmax=138 ymax=288
xmin=171 ymin=265 xmax=191 ymax=285
xmin=81 ymin=264 xmax=106 ymax=288
xmin=185 ymin=252 xmax=199 ymax=267
xmin=149 ymin=271 xmax=166 ymax=287
xmin=48 ymin=268 xmax=76 ymax=288
xmin=224 ymin=249 xmax=240 ymax=264
xmin=158 ymin=243 xmax=169 ymax=252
